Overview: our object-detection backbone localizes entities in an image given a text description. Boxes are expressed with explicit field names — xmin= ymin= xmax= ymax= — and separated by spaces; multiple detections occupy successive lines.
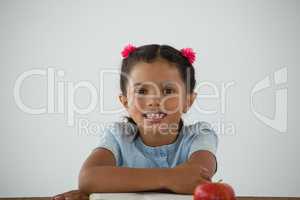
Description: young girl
xmin=52 ymin=44 xmax=218 ymax=200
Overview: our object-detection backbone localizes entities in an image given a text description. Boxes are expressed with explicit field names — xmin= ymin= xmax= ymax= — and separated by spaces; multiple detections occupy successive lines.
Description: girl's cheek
xmin=162 ymin=101 xmax=181 ymax=114
xmin=127 ymin=95 xmax=142 ymax=106
xmin=132 ymin=97 xmax=146 ymax=111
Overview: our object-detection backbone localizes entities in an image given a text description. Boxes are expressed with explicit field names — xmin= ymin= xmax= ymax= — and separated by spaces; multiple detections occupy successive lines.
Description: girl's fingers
xmin=201 ymin=172 xmax=211 ymax=181
xmin=52 ymin=190 xmax=73 ymax=199
xmin=64 ymin=191 xmax=89 ymax=200
xmin=79 ymin=193 xmax=90 ymax=200
xmin=202 ymin=179 xmax=212 ymax=184
xmin=52 ymin=195 xmax=65 ymax=200
xmin=199 ymin=166 xmax=209 ymax=172
xmin=199 ymin=167 xmax=212 ymax=181
xmin=52 ymin=190 xmax=87 ymax=200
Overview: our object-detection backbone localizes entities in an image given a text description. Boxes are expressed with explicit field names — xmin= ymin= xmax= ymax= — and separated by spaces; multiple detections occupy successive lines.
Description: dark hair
xmin=120 ymin=44 xmax=196 ymax=130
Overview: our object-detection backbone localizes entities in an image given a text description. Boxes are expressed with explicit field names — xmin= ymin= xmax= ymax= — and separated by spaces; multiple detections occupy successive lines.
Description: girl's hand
xmin=51 ymin=190 xmax=89 ymax=200
xmin=165 ymin=164 xmax=211 ymax=194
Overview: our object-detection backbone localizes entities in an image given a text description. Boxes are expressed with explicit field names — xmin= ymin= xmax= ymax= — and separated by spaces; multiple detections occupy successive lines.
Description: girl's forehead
xmin=129 ymin=61 xmax=183 ymax=84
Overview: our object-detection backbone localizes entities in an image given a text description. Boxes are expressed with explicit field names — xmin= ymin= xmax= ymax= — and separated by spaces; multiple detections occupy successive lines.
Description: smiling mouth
xmin=142 ymin=112 xmax=167 ymax=120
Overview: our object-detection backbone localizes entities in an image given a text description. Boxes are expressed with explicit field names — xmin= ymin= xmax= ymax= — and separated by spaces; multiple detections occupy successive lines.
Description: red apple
xmin=194 ymin=182 xmax=236 ymax=200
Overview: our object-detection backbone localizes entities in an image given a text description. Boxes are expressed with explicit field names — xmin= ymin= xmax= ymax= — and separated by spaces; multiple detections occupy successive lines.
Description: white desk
xmin=90 ymin=192 xmax=193 ymax=200
xmin=90 ymin=194 xmax=300 ymax=200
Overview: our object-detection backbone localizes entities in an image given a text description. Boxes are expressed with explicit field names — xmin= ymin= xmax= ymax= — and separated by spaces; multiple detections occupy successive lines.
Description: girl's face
xmin=119 ymin=59 xmax=197 ymax=134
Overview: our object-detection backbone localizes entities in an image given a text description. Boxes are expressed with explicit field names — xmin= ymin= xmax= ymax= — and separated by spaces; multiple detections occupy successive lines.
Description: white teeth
xmin=145 ymin=113 xmax=165 ymax=119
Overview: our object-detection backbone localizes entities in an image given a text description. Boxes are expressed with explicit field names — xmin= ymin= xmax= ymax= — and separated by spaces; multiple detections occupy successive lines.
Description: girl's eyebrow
xmin=162 ymin=81 xmax=177 ymax=86
xmin=133 ymin=82 xmax=143 ymax=87
xmin=133 ymin=80 xmax=177 ymax=87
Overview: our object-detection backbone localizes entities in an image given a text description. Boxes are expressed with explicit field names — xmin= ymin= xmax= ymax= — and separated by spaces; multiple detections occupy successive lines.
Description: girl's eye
xmin=163 ymin=88 xmax=174 ymax=94
xmin=135 ymin=89 xmax=146 ymax=94
xmin=135 ymin=88 xmax=174 ymax=95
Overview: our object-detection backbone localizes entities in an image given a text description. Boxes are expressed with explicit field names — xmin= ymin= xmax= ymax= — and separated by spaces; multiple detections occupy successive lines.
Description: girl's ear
xmin=183 ymin=92 xmax=197 ymax=113
xmin=118 ymin=94 xmax=129 ymax=109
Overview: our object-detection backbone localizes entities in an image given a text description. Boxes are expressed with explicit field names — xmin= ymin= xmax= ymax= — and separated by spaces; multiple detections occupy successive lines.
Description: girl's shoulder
xmin=184 ymin=121 xmax=219 ymax=160
xmin=102 ymin=121 xmax=138 ymax=143
xmin=183 ymin=121 xmax=217 ymax=138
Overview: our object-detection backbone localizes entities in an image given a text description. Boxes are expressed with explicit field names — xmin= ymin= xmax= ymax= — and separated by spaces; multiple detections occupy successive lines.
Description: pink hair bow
xmin=121 ymin=44 xmax=196 ymax=65
xmin=121 ymin=44 xmax=137 ymax=58
xmin=180 ymin=48 xmax=196 ymax=64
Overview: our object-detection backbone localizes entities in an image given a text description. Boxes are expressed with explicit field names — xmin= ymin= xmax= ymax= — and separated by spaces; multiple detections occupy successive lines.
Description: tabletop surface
xmin=0 ymin=197 xmax=299 ymax=200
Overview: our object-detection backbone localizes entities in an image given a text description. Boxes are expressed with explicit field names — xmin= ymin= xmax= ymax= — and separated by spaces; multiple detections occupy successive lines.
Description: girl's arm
xmin=165 ymin=150 xmax=217 ymax=194
xmin=78 ymin=148 xmax=213 ymax=194
xmin=79 ymin=166 xmax=171 ymax=193
xmin=78 ymin=148 xmax=171 ymax=193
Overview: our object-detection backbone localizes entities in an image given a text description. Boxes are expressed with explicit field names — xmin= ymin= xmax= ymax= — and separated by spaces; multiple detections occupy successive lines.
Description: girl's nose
xmin=146 ymin=97 xmax=161 ymax=107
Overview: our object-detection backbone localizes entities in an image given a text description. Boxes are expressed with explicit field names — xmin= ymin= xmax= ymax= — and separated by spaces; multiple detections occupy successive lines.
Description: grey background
xmin=0 ymin=0 xmax=299 ymax=197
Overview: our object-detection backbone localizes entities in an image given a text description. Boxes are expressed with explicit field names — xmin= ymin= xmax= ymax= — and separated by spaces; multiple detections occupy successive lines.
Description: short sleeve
xmin=187 ymin=122 xmax=219 ymax=172
xmin=94 ymin=127 xmax=122 ymax=166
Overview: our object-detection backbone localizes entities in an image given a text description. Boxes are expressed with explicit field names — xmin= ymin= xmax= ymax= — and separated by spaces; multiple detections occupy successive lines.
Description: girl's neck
xmin=138 ymin=128 xmax=180 ymax=147
xmin=136 ymin=120 xmax=183 ymax=147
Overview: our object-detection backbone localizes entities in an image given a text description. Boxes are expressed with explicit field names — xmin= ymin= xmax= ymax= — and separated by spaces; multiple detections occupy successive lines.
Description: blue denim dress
xmin=94 ymin=121 xmax=218 ymax=172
